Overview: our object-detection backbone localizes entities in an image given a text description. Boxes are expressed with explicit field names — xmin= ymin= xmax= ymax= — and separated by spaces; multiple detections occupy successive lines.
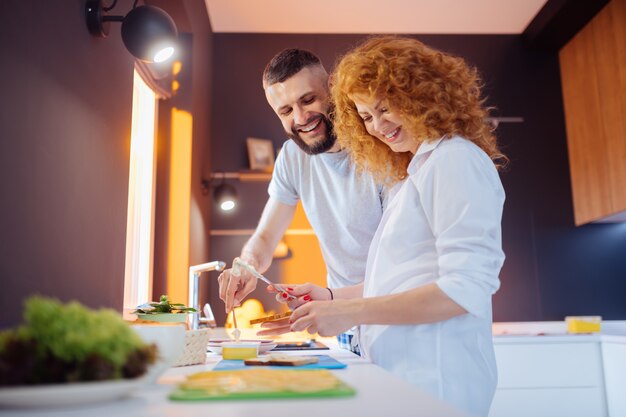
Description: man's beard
xmin=286 ymin=114 xmax=337 ymax=155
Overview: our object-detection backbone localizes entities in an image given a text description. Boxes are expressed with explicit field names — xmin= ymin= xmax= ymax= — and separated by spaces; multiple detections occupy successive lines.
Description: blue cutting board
xmin=213 ymin=355 xmax=347 ymax=371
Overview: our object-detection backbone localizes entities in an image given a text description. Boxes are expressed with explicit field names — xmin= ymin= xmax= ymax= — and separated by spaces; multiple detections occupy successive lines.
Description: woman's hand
xmin=256 ymin=317 xmax=292 ymax=337
xmin=256 ymin=297 xmax=361 ymax=337
xmin=267 ymin=283 xmax=331 ymax=310
xmin=288 ymin=299 xmax=361 ymax=337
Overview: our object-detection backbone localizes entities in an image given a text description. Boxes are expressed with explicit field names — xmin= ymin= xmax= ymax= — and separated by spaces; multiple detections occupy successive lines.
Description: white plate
xmin=207 ymin=342 xmax=277 ymax=355
xmin=209 ymin=338 xmax=274 ymax=344
xmin=0 ymin=377 xmax=148 ymax=408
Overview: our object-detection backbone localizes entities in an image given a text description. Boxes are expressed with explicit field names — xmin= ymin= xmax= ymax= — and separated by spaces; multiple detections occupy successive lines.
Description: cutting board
xmin=169 ymin=368 xmax=356 ymax=401
xmin=213 ymin=355 xmax=347 ymax=371
xmin=272 ymin=340 xmax=329 ymax=351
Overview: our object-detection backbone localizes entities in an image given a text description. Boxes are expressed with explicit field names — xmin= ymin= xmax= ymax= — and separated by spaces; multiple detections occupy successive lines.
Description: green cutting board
xmin=169 ymin=384 xmax=356 ymax=401
xmin=169 ymin=383 xmax=356 ymax=401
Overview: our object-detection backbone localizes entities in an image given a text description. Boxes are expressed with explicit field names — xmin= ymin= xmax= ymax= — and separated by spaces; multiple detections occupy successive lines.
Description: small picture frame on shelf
xmin=246 ymin=137 xmax=275 ymax=171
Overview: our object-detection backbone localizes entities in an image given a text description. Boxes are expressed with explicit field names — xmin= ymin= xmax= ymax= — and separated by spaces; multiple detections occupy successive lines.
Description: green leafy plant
xmin=0 ymin=296 xmax=157 ymax=386
xmin=133 ymin=295 xmax=196 ymax=315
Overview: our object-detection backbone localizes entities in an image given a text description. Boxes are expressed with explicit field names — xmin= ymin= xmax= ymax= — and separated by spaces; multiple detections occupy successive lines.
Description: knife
xmin=232 ymin=258 xmax=295 ymax=300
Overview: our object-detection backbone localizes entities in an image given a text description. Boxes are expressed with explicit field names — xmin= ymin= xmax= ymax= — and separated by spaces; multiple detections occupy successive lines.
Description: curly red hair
xmin=331 ymin=36 xmax=507 ymax=185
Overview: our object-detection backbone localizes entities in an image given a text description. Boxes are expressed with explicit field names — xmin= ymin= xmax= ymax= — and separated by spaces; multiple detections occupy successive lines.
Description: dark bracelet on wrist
xmin=326 ymin=287 xmax=334 ymax=300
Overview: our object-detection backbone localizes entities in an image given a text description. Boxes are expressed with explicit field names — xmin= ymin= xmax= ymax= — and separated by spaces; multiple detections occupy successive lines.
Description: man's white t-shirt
xmin=268 ymin=140 xmax=384 ymax=289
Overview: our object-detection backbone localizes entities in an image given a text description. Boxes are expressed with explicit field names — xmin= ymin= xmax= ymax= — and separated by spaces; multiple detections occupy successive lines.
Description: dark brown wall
xmin=186 ymin=1 xmax=214 ymax=310
xmin=208 ymin=34 xmax=626 ymax=323
xmin=0 ymin=0 xmax=137 ymax=327
xmin=0 ymin=0 xmax=214 ymax=328
xmin=152 ymin=0 xmax=214 ymax=307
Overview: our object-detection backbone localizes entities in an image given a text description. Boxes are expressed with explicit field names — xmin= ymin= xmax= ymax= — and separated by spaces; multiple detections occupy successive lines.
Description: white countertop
xmin=492 ymin=320 xmax=626 ymax=344
xmin=0 ymin=337 xmax=467 ymax=417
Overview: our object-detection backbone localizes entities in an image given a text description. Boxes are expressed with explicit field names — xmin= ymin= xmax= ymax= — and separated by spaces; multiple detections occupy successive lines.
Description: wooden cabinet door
xmin=559 ymin=0 xmax=626 ymax=225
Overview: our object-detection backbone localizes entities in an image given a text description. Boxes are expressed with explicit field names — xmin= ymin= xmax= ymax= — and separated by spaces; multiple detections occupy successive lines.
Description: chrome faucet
xmin=188 ymin=260 xmax=226 ymax=330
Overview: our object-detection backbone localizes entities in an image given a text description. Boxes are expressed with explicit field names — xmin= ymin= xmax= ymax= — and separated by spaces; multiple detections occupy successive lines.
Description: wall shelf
xmin=210 ymin=228 xmax=315 ymax=236
xmin=210 ymin=171 xmax=272 ymax=182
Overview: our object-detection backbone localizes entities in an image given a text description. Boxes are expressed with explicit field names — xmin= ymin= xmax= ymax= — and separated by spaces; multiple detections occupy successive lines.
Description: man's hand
xmin=218 ymin=261 xmax=258 ymax=313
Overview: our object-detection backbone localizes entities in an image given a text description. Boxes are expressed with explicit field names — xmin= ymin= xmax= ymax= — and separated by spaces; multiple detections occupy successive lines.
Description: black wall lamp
xmin=202 ymin=176 xmax=238 ymax=212
xmin=86 ymin=0 xmax=178 ymax=63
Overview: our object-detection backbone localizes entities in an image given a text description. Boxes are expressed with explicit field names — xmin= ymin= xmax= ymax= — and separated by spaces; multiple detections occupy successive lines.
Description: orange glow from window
xmin=278 ymin=203 xmax=326 ymax=287
xmin=172 ymin=60 xmax=182 ymax=76
xmin=167 ymin=108 xmax=193 ymax=304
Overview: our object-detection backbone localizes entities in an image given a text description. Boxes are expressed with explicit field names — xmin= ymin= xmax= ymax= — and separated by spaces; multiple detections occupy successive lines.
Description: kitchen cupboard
xmin=489 ymin=340 xmax=608 ymax=417
xmin=602 ymin=339 xmax=626 ymax=417
xmin=559 ymin=0 xmax=626 ymax=225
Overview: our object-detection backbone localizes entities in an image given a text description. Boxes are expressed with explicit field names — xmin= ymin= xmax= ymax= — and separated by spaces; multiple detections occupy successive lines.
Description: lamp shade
xmin=214 ymin=183 xmax=238 ymax=212
xmin=121 ymin=5 xmax=178 ymax=63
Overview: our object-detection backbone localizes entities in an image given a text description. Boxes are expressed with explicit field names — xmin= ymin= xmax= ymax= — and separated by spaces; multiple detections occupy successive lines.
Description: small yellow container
xmin=566 ymin=316 xmax=602 ymax=334
xmin=221 ymin=342 xmax=260 ymax=360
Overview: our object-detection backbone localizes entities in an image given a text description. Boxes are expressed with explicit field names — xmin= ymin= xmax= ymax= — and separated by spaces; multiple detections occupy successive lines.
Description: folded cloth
xmin=337 ymin=330 xmax=360 ymax=356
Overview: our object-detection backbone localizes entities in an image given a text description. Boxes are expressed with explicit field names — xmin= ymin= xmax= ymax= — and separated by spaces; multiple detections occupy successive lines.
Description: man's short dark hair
xmin=263 ymin=48 xmax=323 ymax=86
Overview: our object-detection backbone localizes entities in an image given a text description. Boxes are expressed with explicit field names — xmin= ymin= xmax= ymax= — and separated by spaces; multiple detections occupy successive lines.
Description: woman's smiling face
xmin=353 ymin=94 xmax=418 ymax=154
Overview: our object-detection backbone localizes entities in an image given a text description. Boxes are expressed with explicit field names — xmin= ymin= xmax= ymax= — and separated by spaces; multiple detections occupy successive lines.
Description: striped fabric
xmin=337 ymin=331 xmax=360 ymax=356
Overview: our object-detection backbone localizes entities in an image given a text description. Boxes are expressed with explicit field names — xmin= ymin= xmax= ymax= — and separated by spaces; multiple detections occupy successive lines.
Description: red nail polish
xmin=287 ymin=287 xmax=294 ymax=291
xmin=281 ymin=292 xmax=288 ymax=298
xmin=303 ymin=295 xmax=311 ymax=301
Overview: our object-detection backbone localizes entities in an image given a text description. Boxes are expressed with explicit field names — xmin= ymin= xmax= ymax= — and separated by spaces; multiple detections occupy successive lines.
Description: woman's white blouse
xmin=359 ymin=136 xmax=505 ymax=417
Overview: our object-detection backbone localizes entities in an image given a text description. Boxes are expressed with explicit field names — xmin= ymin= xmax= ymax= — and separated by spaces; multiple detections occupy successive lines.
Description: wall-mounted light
xmin=202 ymin=176 xmax=238 ymax=212
xmin=86 ymin=0 xmax=178 ymax=63
xmin=201 ymin=171 xmax=273 ymax=213
xmin=214 ymin=183 xmax=238 ymax=212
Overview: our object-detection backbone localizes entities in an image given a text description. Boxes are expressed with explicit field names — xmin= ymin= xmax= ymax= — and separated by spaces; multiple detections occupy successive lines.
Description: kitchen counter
xmin=492 ymin=320 xmax=626 ymax=345
xmin=5 ymin=322 xmax=625 ymax=417
xmin=0 ymin=337 xmax=467 ymax=417
xmin=492 ymin=320 xmax=626 ymax=344
xmin=489 ymin=320 xmax=626 ymax=417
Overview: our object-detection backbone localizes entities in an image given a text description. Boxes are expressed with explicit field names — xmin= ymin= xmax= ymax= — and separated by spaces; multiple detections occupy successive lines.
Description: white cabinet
xmin=602 ymin=340 xmax=626 ymax=417
xmin=489 ymin=340 xmax=608 ymax=417
xmin=491 ymin=388 xmax=606 ymax=417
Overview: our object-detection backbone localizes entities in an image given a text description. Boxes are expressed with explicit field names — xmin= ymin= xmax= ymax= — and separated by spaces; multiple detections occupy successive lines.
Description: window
xmin=123 ymin=69 xmax=157 ymax=317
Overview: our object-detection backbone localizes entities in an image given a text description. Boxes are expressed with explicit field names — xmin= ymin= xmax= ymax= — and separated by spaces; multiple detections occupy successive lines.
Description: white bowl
xmin=131 ymin=324 xmax=185 ymax=383
xmin=136 ymin=313 xmax=189 ymax=323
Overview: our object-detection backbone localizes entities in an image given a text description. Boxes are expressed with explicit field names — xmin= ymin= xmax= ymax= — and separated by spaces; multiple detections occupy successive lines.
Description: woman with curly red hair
xmin=260 ymin=36 xmax=507 ymax=416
